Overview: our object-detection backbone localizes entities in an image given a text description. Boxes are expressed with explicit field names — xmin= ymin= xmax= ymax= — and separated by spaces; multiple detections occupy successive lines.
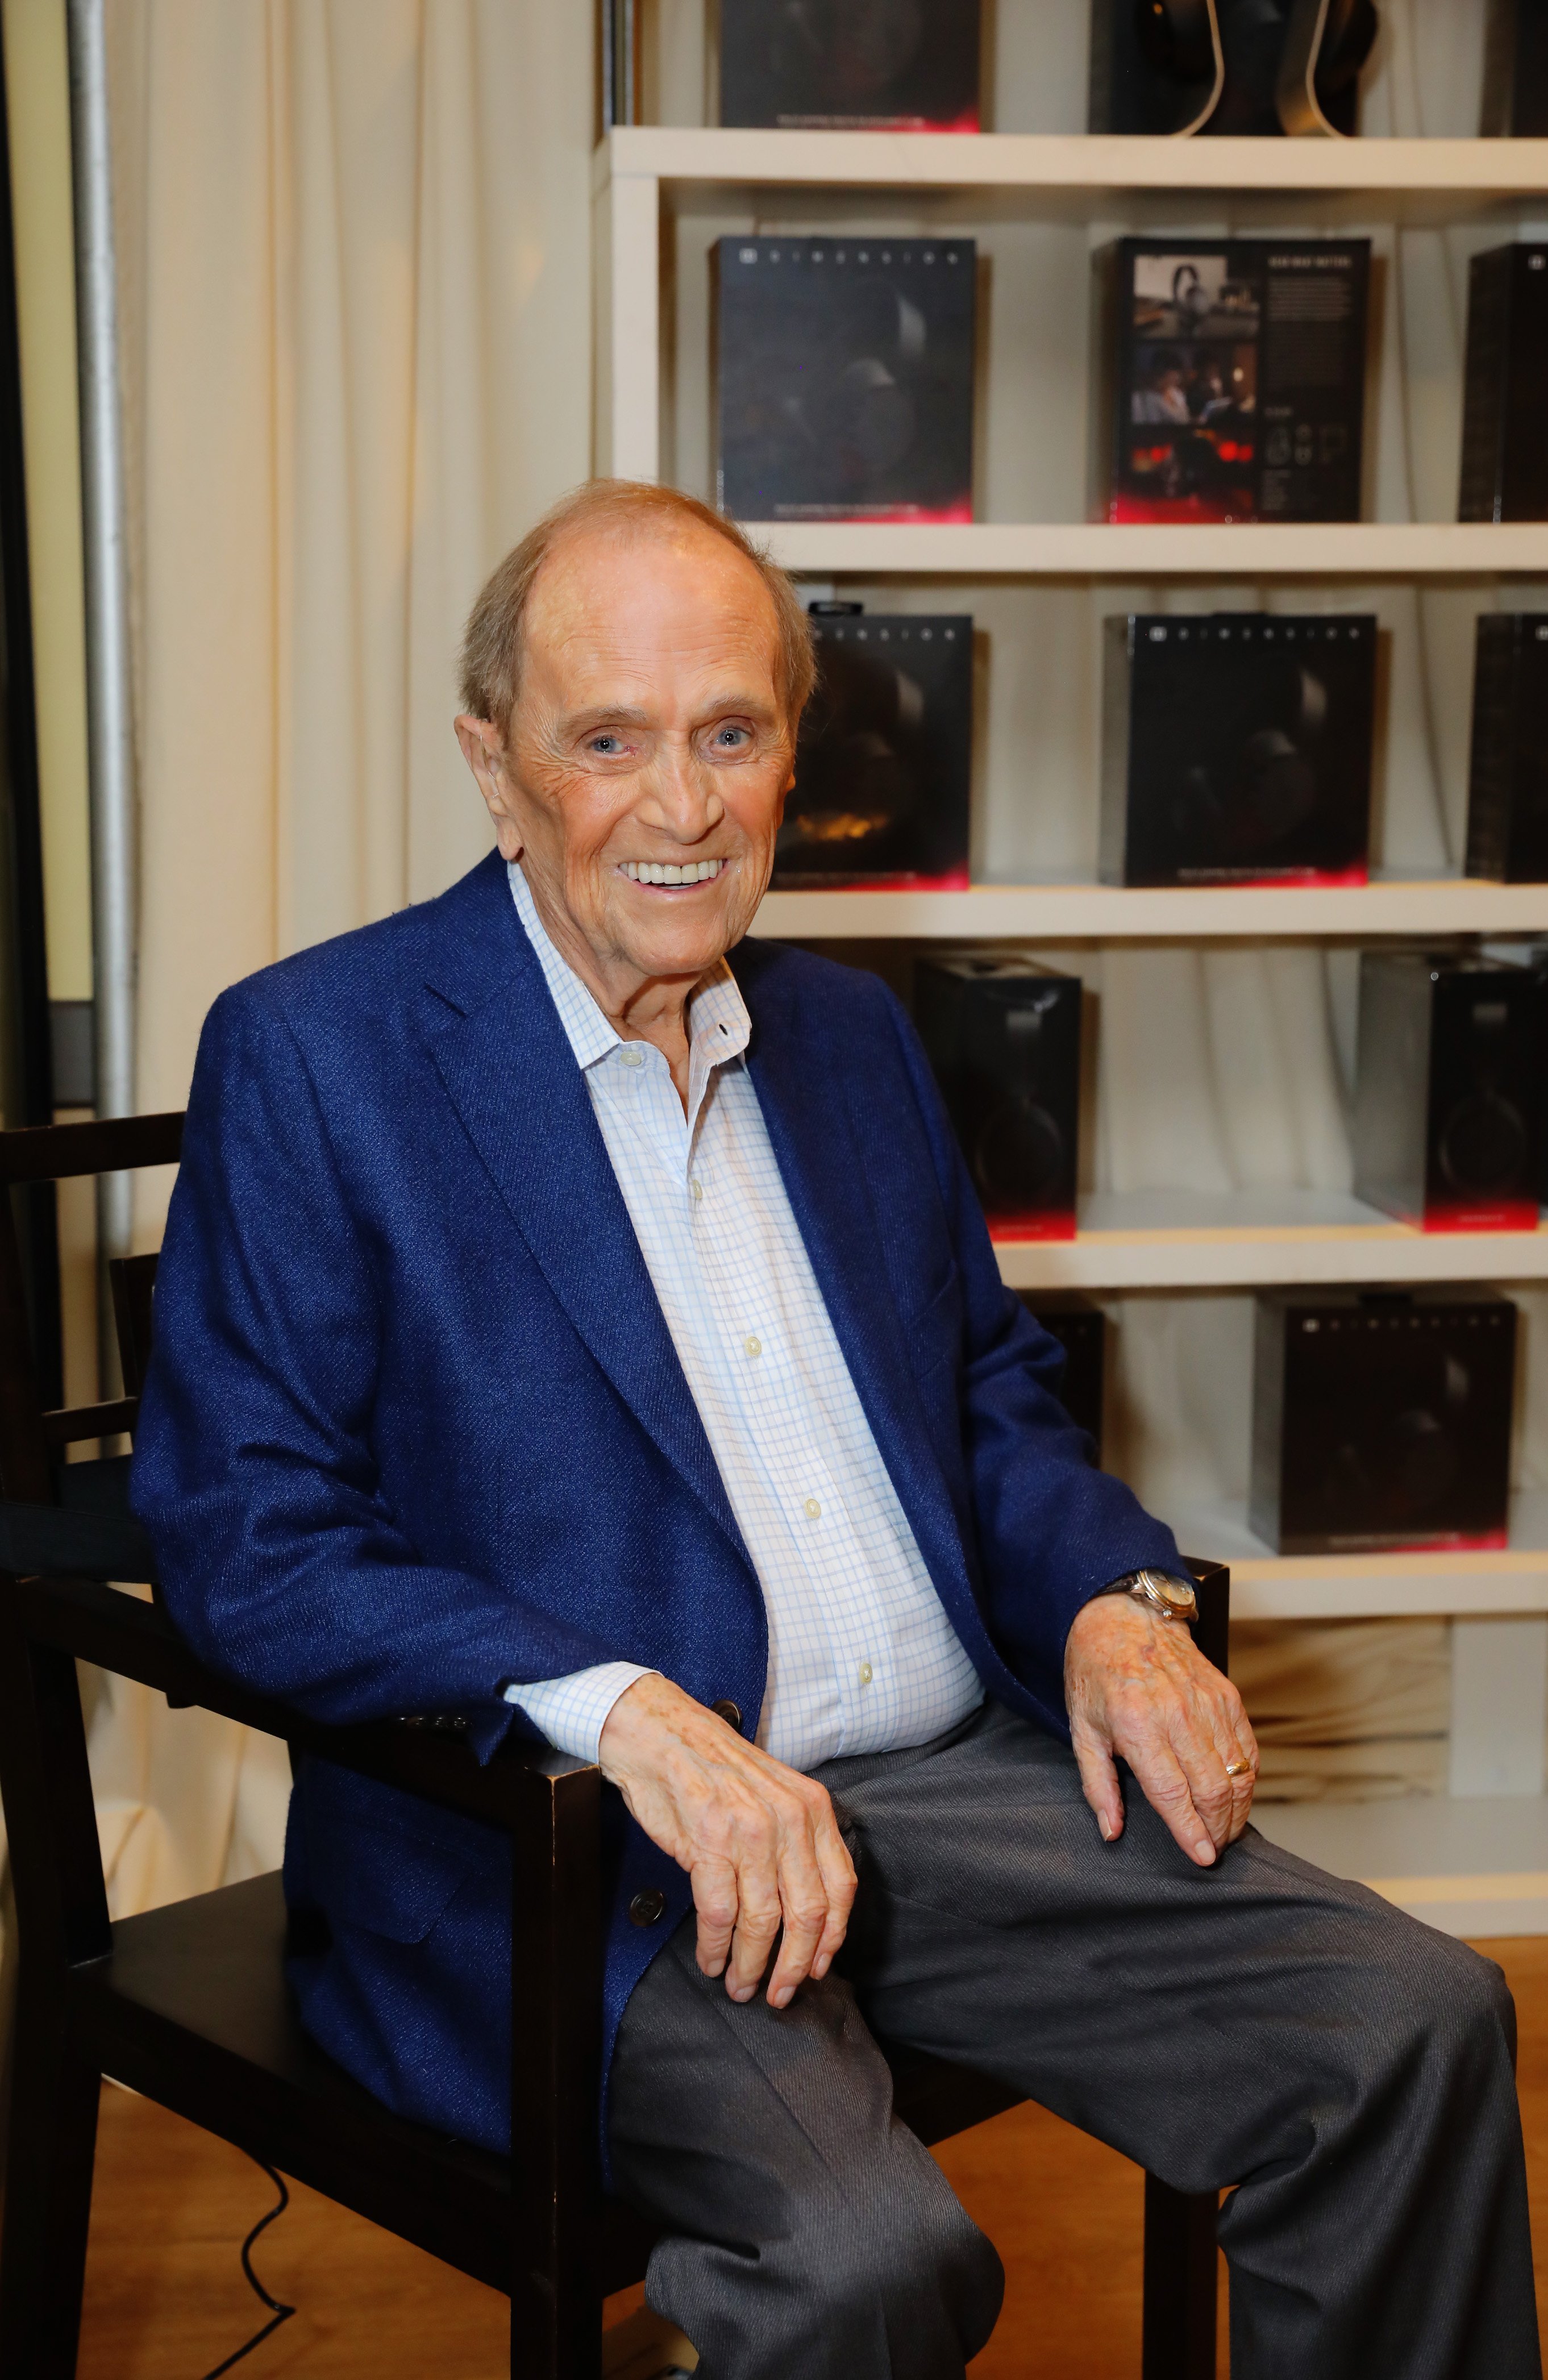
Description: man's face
xmin=458 ymin=523 xmax=796 ymax=1001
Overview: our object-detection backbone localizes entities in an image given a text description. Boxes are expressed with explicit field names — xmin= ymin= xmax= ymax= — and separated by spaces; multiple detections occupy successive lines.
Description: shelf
xmin=601 ymin=128 xmax=1548 ymax=218
xmin=1170 ymin=1493 xmax=1548 ymax=1619
xmin=757 ymin=877 xmax=1548 ymax=943
xmin=752 ymin=521 xmax=1548 ymax=577
xmin=1251 ymin=1795 xmax=1548 ymax=1936
xmin=992 ymin=1189 xmax=1548 ymax=1291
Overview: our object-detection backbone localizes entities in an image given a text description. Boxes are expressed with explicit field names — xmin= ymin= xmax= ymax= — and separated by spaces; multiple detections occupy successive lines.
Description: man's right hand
xmin=598 ymin=1673 xmax=856 ymax=2010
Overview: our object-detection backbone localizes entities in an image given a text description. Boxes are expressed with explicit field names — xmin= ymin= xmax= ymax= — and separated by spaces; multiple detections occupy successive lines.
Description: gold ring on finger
xmin=1224 ymin=1759 xmax=1250 ymax=1779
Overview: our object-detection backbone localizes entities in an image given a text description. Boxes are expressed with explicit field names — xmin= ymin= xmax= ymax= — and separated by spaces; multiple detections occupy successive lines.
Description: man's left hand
xmin=1064 ymin=1593 xmax=1259 ymax=1867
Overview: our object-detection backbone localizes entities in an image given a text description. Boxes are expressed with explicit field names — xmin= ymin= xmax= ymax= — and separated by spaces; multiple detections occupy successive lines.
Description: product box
xmin=714 ymin=235 xmax=975 ymax=523
xmin=1099 ymin=611 xmax=1376 ymax=887
xmin=1092 ymin=236 xmax=1370 ymax=523
xmin=1353 ymin=952 xmax=1543 ymax=1231
xmin=776 ymin=609 xmax=971 ymax=888
xmin=1250 ymin=1289 xmax=1516 ymax=1553
xmin=1089 ymin=0 xmax=1376 ymax=138
xmin=914 ymin=955 xmax=1082 ymax=1240
xmin=1466 ymin=614 xmax=1548 ymax=883
xmin=1482 ymin=0 xmax=1548 ymax=135
xmin=1459 ymin=244 xmax=1548 ymax=522
xmin=1020 ymin=1296 xmax=1106 ymax=1456
xmin=718 ymin=0 xmax=980 ymax=130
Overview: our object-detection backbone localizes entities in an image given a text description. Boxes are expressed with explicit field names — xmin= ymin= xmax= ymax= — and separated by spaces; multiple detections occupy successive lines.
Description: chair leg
xmin=1141 ymin=2174 xmax=1219 ymax=2380
xmin=0 ymin=1979 xmax=99 ymax=2379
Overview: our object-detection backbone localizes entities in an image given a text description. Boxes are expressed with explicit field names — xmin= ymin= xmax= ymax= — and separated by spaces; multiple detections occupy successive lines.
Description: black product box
xmin=1019 ymin=1297 xmax=1106 ymax=1456
xmin=1466 ymin=614 xmax=1548 ymax=882
xmin=777 ymin=609 xmax=971 ymax=887
xmin=1100 ymin=611 xmax=1376 ymax=887
xmin=1089 ymin=0 xmax=1376 ymax=138
xmin=1483 ymin=0 xmax=1548 ymax=134
xmin=718 ymin=0 xmax=980 ymax=130
xmin=1093 ymin=236 xmax=1370 ymax=523
xmin=1250 ymin=1289 xmax=1516 ymax=1554
xmin=1353 ymin=951 xmax=1543 ymax=1232
xmin=915 ymin=955 xmax=1081 ymax=1241
xmin=1459 ymin=245 xmax=1548 ymax=522
xmin=714 ymin=235 xmax=975 ymax=523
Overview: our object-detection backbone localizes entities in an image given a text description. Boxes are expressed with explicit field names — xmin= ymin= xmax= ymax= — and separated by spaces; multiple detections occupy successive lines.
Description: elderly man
xmin=134 ymin=481 xmax=1537 ymax=2380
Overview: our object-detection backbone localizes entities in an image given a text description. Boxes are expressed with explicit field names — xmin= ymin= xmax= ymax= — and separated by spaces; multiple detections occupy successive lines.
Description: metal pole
xmin=65 ymin=0 xmax=135 ymax=1380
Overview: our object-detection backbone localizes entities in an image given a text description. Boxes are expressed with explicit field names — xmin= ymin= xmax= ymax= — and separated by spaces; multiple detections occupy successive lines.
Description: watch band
xmin=1101 ymin=1568 xmax=1199 ymax=1623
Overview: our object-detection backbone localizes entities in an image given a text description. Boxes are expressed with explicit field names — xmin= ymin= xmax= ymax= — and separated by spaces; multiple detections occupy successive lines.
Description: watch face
xmin=1145 ymin=1572 xmax=1197 ymax=1613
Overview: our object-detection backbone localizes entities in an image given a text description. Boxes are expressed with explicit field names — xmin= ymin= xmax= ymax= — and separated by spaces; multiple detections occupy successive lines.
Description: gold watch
xmin=1102 ymin=1568 xmax=1199 ymax=1624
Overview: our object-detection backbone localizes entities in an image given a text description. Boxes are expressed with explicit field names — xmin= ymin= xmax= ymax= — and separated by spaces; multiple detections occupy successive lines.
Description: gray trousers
xmin=608 ymin=1701 xmax=1540 ymax=2380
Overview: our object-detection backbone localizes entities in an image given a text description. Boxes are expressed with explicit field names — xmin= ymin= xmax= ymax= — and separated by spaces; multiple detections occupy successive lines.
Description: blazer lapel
xmin=736 ymin=954 xmax=975 ymax=1611
xmin=419 ymin=863 xmax=744 ymax=1554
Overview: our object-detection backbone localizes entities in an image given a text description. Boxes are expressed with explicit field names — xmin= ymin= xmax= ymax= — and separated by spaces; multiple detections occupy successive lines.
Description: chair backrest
xmin=0 ymin=1114 xmax=184 ymax=1979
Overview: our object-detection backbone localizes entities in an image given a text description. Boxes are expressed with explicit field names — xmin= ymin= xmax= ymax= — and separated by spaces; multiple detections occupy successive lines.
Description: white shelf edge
xmin=750 ymin=521 xmax=1548 ymax=576
xmin=757 ymin=878 xmax=1548 ymax=943
xmin=600 ymin=126 xmax=1548 ymax=199
xmin=1229 ymin=1572 xmax=1548 ymax=1620
xmin=994 ymin=1220 xmax=1548 ymax=1291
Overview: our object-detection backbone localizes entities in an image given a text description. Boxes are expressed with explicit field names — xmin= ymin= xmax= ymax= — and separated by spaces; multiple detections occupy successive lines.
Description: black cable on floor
xmin=198 ymin=2156 xmax=297 ymax=2379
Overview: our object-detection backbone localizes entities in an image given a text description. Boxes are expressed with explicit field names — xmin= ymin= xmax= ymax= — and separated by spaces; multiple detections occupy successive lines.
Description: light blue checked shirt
xmin=502 ymin=861 xmax=984 ymax=1771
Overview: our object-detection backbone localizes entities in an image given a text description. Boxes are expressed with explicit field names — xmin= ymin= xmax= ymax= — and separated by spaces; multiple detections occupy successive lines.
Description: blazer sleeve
xmin=130 ymin=984 xmax=634 ymax=1754
xmin=875 ymin=981 xmax=1185 ymax=1716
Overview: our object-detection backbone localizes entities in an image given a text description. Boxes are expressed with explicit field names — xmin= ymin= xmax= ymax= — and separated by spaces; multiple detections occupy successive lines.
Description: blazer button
xmin=629 ymin=1888 xmax=667 ymax=1928
xmin=711 ymin=1699 xmax=743 ymax=1734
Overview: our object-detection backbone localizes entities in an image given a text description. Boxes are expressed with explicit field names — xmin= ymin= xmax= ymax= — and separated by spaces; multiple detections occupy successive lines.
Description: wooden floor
xmin=77 ymin=1937 xmax=1548 ymax=2379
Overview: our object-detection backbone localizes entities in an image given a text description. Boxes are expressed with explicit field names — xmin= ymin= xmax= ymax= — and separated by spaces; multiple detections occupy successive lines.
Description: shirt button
xmin=859 ymin=1661 xmax=873 ymax=1686
xmin=690 ymin=1179 xmax=704 ymax=1203
xmin=619 ymin=1046 xmax=644 ymax=1068
xmin=804 ymin=1497 xmax=821 ymax=1519
xmin=744 ymin=1335 xmax=761 ymax=1358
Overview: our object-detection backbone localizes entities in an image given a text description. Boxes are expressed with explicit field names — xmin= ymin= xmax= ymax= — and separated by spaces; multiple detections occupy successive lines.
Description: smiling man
xmin=135 ymin=482 xmax=1538 ymax=2380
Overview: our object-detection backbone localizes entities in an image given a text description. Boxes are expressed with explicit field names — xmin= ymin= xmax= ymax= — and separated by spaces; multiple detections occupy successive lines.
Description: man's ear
xmin=455 ymin=714 xmax=523 ymax=859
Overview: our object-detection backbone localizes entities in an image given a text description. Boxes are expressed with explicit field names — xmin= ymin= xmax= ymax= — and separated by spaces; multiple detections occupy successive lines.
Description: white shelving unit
xmin=594 ymin=119 xmax=1548 ymax=1929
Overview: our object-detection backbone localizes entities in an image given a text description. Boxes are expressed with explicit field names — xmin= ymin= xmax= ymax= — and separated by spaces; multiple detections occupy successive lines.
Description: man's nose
xmin=638 ymin=739 xmax=725 ymax=835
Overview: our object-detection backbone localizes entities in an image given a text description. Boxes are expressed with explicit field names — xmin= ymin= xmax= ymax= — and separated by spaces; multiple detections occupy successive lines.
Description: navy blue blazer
xmin=131 ymin=850 xmax=1181 ymax=2158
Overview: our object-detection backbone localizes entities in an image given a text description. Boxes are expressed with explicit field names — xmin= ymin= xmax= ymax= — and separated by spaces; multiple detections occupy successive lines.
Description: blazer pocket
xmin=308 ymin=1812 xmax=480 ymax=1946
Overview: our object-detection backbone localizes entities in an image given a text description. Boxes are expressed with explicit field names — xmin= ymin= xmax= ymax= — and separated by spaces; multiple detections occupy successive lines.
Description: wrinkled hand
xmin=1064 ymin=1595 xmax=1259 ymax=1867
xmin=598 ymin=1673 xmax=856 ymax=2008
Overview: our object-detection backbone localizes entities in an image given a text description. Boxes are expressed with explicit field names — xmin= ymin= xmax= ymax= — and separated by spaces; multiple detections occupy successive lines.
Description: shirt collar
xmin=506 ymin=859 xmax=750 ymax=1075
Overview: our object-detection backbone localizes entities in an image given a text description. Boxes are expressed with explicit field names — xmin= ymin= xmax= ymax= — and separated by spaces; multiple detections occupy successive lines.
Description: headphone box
xmin=1089 ymin=0 xmax=1376 ymax=137
xmin=1483 ymin=0 xmax=1548 ymax=136
xmin=1250 ymin=1289 xmax=1516 ymax=1554
xmin=914 ymin=954 xmax=1082 ymax=1241
xmin=1460 ymin=245 xmax=1548 ymax=521
xmin=1466 ymin=614 xmax=1548 ymax=882
xmin=1092 ymin=236 xmax=1371 ymax=524
xmin=714 ymin=235 xmax=975 ymax=523
xmin=1019 ymin=1296 xmax=1106 ymax=1458
xmin=1353 ymin=952 xmax=1543 ymax=1232
xmin=776 ymin=608 xmax=971 ymax=888
xmin=1099 ymin=611 xmax=1376 ymax=887
xmin=717 ymin=0 xmax=980 ymax=130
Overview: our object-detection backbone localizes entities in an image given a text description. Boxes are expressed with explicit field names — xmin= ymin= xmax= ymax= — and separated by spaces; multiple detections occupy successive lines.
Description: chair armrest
xmin=5 ymin=1568 xmax=592 ymax=1833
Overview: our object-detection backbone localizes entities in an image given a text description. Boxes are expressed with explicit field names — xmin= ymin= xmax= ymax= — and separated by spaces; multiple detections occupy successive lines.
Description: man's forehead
xmin=523 ymin=525 xmax=781 ymax=692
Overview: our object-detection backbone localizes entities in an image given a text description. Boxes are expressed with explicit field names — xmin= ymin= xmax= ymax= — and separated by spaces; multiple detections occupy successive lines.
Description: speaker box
xmin=717 ymin=0 xmax=980 ymax=130
xmin=1482 ymin=0 xmax=1548 ymax=135
xmin=1100 ymin=611 xmax=1376 ymax=887
xmin=1093 ymin=236 xmax=1371 ymax=523
xmin=1353 ymin=952 xmax=1543 ymax=1231
xmin=1020 ymin=1296 xmax=1106 ymax=1457
xmin=1459 ymin=244 xmax=1548 ymax=522
xmin=1465 ymin=614 xmax=1548 ymax=883
xmin=915 ymin=955 xmax=1082 ymax=1241
xmin=714 ymin=235 xmax=975 ymax=523
xmin=1250 ymin=1289 xmax=1516 ymax=1553
xmin=776 ymin=608 xmax=971 ymax=888
xmin=1089 ymin=0 xmax=1378 ymax=138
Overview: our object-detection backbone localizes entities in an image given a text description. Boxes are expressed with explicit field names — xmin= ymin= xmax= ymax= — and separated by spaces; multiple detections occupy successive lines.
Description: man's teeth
xmin=620 ymin=859 xmax=726 ymax=885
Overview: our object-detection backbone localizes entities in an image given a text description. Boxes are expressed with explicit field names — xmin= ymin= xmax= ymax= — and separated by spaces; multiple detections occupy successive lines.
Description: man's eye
xmin=589 ymin=734 xmax=625 ymax=755
xmin=713 ymin=725 xmax=750 ymax=749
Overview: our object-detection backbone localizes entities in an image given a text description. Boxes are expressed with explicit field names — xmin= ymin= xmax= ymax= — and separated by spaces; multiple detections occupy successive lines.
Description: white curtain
xmin=92 ymin=0 xmax=1524 ymax=1910
xmin=89 ymin=0 xmax=593 ymax=1917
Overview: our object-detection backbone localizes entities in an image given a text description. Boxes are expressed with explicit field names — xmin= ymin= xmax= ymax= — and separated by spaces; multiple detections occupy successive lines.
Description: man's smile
xmin=617 ymin=856 xmax=730 ymax=886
